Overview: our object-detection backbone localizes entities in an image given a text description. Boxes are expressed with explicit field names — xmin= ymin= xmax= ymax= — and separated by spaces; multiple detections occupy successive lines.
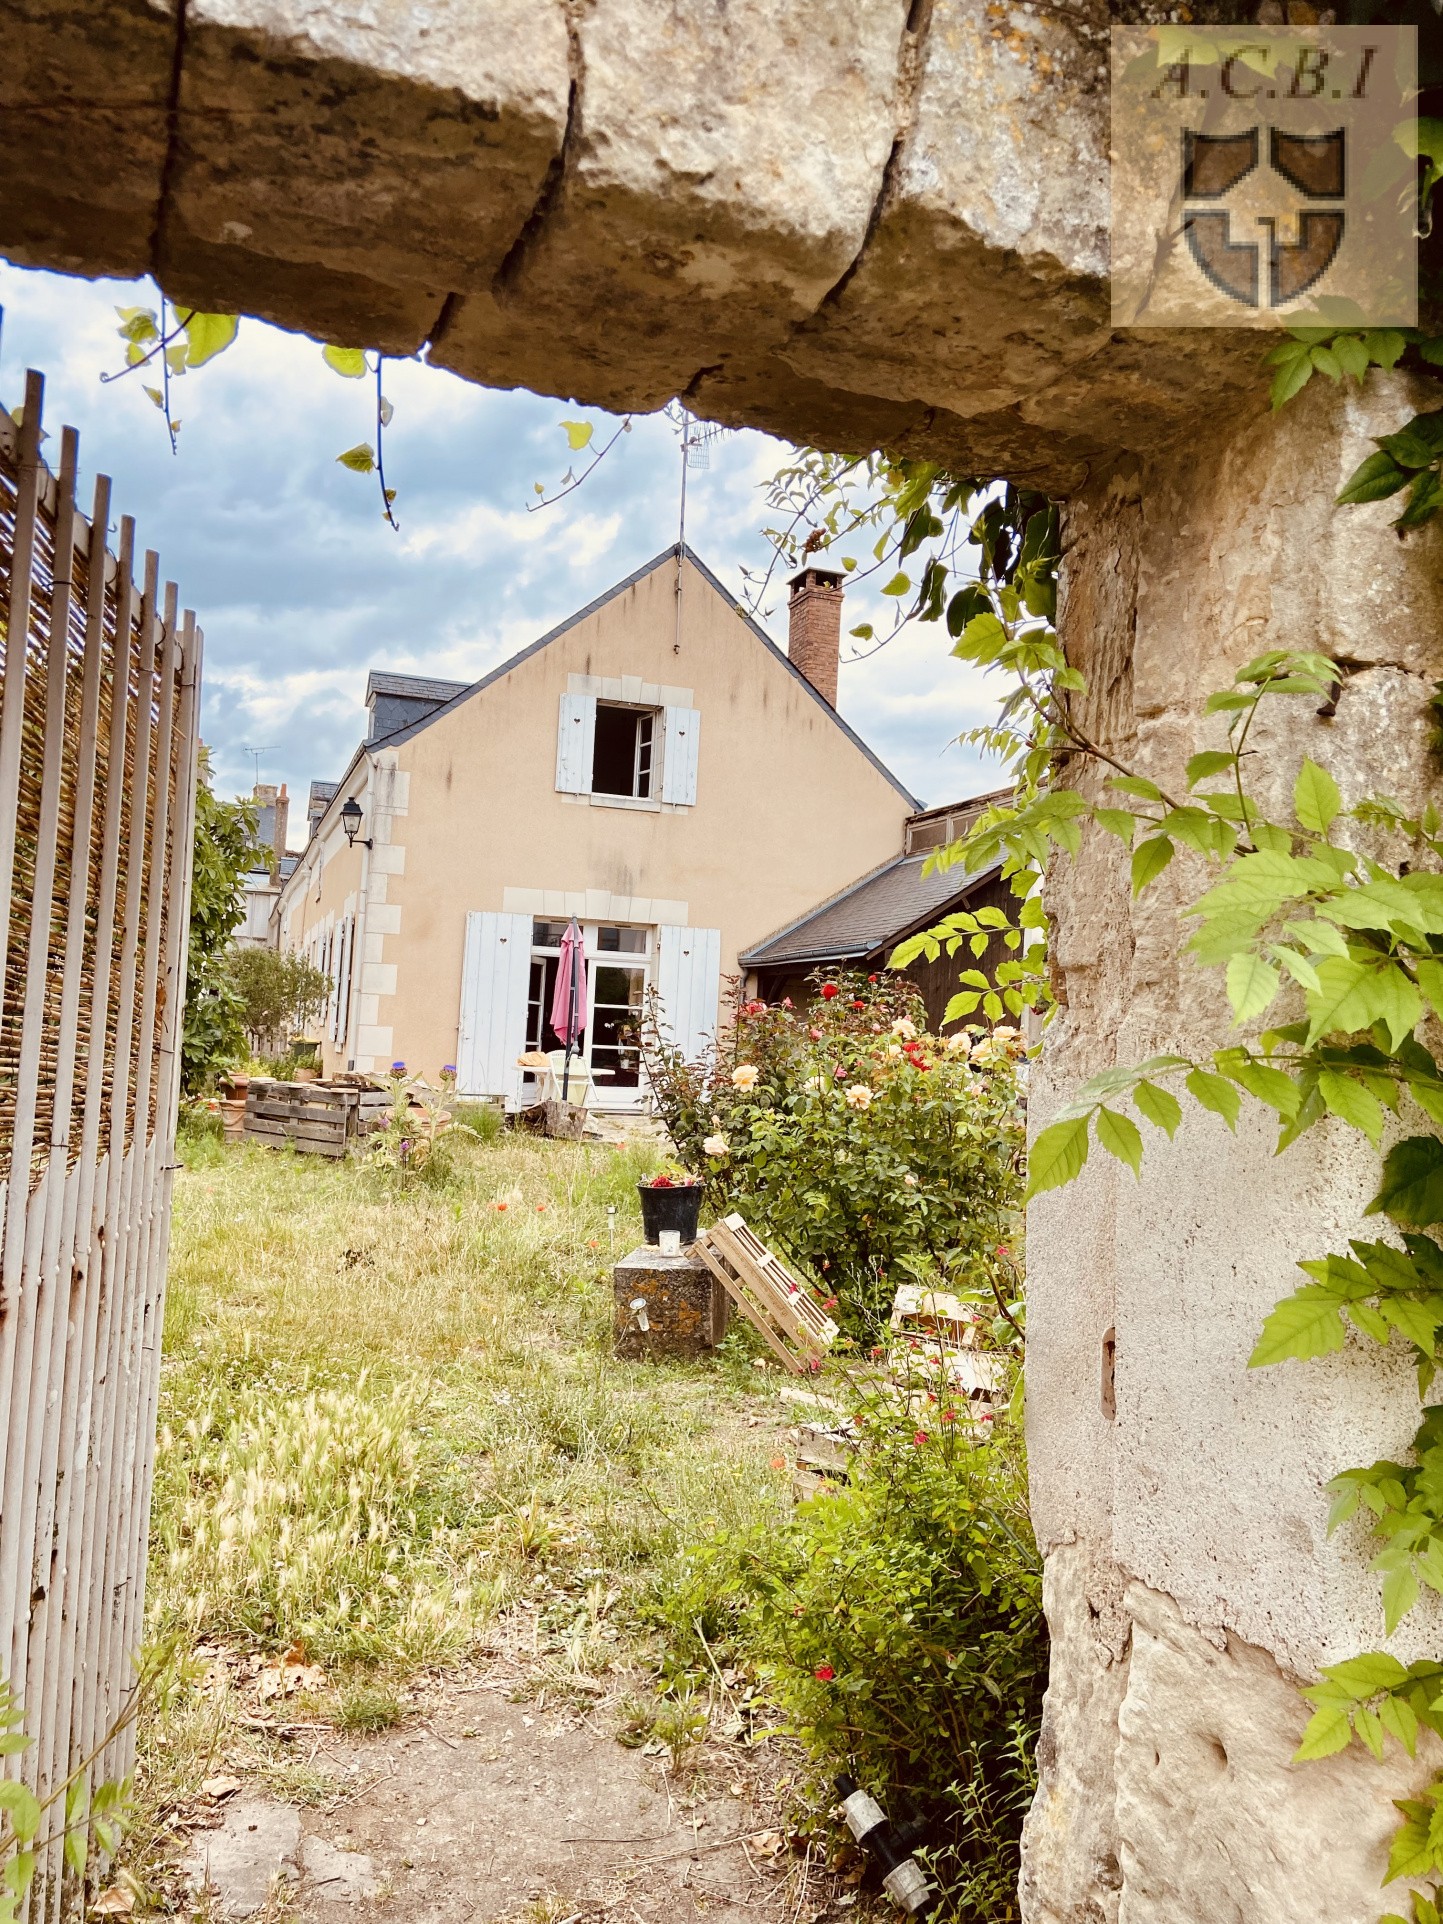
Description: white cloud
xmin=0 ymin=260 xmax=1005 ymax=818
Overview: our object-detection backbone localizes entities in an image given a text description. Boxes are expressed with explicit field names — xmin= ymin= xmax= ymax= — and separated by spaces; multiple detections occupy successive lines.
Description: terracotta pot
xmin=219 ymin=1096 xmax=247 ymax=1143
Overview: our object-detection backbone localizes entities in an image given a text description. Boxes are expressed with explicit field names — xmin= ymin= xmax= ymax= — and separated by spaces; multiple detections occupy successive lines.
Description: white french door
xmin=524 ymin=920 xmax=651 ymax=1111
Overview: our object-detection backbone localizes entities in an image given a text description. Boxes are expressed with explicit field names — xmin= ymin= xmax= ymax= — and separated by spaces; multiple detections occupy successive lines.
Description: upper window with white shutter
xmin=556 ymin=690 xmax=699 ymax=807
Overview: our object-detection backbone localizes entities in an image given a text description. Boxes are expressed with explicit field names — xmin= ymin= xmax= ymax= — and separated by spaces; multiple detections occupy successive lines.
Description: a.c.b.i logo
xmin=1184 ymin=125 xmax=1345 ymax=310
xmin=1110 ymin=27 xmax=1417 ymax=329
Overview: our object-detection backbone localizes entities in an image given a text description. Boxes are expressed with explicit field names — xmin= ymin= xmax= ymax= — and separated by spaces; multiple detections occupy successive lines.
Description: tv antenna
xmin=665 ymin=405 xmax=734 ymax=654
xmin=241 ymin=746 xmax=276 ymax=788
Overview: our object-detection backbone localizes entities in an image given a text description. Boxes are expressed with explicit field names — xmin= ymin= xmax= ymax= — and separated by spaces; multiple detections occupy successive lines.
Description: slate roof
xmin=739 ymin=852 xmax=997 ymax=969
xmin=365 ymin=671 xmax=471 ymax=705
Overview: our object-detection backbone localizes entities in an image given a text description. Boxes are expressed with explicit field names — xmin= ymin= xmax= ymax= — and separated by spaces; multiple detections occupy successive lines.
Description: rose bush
xmin=643 ymin=972 xmax=1026 ymax=1326
xmin=645 ymin=1365 xmax=1045 ymax=1922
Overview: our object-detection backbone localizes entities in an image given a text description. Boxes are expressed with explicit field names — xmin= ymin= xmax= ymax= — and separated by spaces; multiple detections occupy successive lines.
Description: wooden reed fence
xmin=0 ymin=370 xmax=200 ymax=1916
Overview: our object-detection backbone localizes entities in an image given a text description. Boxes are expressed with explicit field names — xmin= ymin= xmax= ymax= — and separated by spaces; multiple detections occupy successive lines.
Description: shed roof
xmin=739 ymin=851 xmax=996 ymax=969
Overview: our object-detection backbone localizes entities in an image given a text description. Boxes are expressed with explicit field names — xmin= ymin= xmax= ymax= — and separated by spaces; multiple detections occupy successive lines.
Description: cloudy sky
xmin=0 ymin=262 xmax=1002 ymax=828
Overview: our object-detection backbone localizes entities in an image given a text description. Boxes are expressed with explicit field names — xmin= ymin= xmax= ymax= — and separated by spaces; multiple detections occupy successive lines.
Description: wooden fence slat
xmin=102 ymin=582 xmax=180 ymax=1786
xmin=0 ymin=373 xmax=45 ymax=1690
xmin=0 ymin=381 xmax=200 ymax=1917
xmin=1 ymin=425 xmax=80 ymax=1714
xmin=33 ymin=473 xmax=114 ymax=1917
xmin=92 ymin=559 xmax=164 ymax=1779
xmin=69 ymin=517 xmax=138 ymax=1789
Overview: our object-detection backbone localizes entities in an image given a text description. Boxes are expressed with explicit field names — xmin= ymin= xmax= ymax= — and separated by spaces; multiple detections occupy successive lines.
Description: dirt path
xmin=181 ymin=1643 xmax=863 ymax=1923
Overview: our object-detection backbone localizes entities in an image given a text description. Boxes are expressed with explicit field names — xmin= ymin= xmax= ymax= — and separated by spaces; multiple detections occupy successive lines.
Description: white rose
xmin=702 ymin=1133 xmax=730 ymax=1157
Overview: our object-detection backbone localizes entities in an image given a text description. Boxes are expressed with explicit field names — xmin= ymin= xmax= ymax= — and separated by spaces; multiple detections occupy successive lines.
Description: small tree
xmin=182 ymin=755 xmax=255 ymax=1093
xmin=227 ymin=948 xmax=331 ymax=1056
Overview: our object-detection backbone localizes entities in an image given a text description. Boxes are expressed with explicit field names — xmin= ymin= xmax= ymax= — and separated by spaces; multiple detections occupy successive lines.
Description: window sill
xmin=587 ymin=792 xmax=662 ymax=813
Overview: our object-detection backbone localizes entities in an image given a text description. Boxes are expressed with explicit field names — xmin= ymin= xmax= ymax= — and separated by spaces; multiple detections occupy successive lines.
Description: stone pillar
xmin=1020 ymin=376 xmax=1443 ymax=1923
xmin=613 ymin=1247 xmax=730 ymax=1359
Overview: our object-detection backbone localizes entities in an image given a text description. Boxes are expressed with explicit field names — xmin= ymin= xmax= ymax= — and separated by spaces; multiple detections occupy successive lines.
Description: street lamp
xmin=340 ymin=797 xmax=371 ymax=849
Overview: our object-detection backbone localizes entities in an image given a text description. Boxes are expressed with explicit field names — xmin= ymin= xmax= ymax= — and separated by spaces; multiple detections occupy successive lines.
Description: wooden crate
xmin=693 ymin=1214 xmax=838 ymax=1374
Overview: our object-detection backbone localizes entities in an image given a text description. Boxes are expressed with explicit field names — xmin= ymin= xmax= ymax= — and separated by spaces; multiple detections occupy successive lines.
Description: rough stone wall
xmin=1022 ymin=376 xmax=1443 ymax=1923
xmin=1 ymin=0 xmax=1267 ymax=488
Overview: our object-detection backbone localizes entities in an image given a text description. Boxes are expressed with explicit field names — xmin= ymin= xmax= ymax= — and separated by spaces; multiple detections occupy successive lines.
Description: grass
xmin=133 ymin=1124 xmax=788 ymax=1879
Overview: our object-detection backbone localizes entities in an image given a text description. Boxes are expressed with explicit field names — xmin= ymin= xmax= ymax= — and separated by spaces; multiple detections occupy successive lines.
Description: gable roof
xmin=369 ymin=543 xmax=921 ymax=808
xmin=739 ymin=850 xmax=998 ymax=970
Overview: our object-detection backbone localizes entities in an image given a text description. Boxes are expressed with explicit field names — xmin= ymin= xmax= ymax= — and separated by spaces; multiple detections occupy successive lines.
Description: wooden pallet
xmin=693 ymin=1214 xmax=838 ymax=1374
xmin=244 ymin=1082 xmax=353 ymax=1157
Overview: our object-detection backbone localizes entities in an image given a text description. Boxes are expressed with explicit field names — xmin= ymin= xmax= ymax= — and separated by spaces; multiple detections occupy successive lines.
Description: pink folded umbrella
xmin=551 ymin=921 xmax=588 ymax=1092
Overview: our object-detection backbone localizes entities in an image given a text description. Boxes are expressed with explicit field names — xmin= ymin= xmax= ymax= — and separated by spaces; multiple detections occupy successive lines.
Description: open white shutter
xmin=457 ymin=911 xmax=533 ymax=1105
xmin=556 ymin=692 xmax=596 ymax=795
xmin=331 ymin=913 xmax=354 ymax=1045
xmin=660 ymin=705 xmax=700 ymax=805
xmin=654 ymin=924 xmax=721 ymax=1062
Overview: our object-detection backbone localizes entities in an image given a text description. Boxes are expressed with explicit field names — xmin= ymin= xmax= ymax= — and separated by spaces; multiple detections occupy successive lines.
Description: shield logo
xmin=1183 ymin=127 xmax=1346 ymax=309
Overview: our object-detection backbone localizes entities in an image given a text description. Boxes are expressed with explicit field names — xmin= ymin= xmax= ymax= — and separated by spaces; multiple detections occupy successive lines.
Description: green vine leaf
xmin=1225 ymin=953 xmax=1280 ymax=1024
xmin=1318 ymin=1069 xmax=1385 ymax=1143
xmin=1024 ymin=1115 xmax=1091 ymax=1200
xmin=1250 ymin=1285 xmax=1350 ymax=1365
xmin=322 ymin=344 xmax=369 ymax=378
xmin=180 ymin=311 xmax=238 ymax=368
xmin=1370 ymin=1138 xmax=1443 ymax=1229
xmin=561 ymin=419 xmax=594 ymax=451
xmin=1131 ymin=835 xmax=1173 ymax=897
xmin=1337 ymin=449 xmax=1411 ymax=506
xmin=1096 ymin=1106 xmax=1144 ymax=1176
xmin=1184 ymin=1068 xmax=1240 ymax=1129
xmin=1134 ymin=1080 xmax=1182 ymax=1137
xmin=336 ymin=443 xmax=376 ymax=474
xmin=1293 ymin=758 xmax=1341 ymax=835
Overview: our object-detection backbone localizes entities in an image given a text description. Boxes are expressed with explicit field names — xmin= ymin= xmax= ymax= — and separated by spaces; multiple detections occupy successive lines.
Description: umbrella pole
xmin=562 ymin=928 xmax=579 ymax=1102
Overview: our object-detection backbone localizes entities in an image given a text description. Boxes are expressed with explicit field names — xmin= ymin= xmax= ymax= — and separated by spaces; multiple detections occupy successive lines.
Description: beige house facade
xmin=274 ymin=546 xmax=918 ymax=1108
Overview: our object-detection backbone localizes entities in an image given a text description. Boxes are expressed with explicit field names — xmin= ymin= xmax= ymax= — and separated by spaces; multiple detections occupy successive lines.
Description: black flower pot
xmin=638 ymin=1182 xmax=703 ymax=1247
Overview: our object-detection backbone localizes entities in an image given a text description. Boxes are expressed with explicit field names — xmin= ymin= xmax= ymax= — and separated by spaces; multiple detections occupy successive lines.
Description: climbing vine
xmin=767 ymin=316 xmax=1443 ymax=1912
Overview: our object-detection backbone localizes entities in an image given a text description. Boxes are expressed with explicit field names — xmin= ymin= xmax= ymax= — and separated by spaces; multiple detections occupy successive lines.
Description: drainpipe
xmin=343 ymin=755 xmax=376 ymax=1073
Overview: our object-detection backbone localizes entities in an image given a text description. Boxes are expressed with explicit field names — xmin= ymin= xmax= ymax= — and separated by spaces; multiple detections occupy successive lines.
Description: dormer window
xmin=592 ymin=704 xmax=656 ymax=799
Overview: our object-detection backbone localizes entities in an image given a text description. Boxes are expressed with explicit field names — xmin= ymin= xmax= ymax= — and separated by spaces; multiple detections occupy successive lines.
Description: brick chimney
xmin=787 ymin=565 xmax=844 ymax=708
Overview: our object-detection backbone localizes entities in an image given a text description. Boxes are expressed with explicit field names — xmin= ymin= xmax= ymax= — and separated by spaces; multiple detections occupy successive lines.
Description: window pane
xmin=636 ymin=712 xmax=653 ymax=798
xmin=592 ymin=705 xmax=641 ymax=796
xmin=597 ymin=926 xmax=646 ymax=954
xmin=532 ymin=919 xmax=568 ymax=948
xmin=593 ymin=964 xmax=644 ymax=1009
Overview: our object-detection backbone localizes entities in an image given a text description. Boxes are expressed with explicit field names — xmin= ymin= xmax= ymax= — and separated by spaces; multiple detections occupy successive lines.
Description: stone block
xmin=428 ymin=0 xmax=911 ymax=410
xmin=160 ymin=0 xmax=571 ymax=348
xmin=613 ymin=1246 xmax=729 ymax=1361
xmin=0 ymin=0 xmax=175 ymax=280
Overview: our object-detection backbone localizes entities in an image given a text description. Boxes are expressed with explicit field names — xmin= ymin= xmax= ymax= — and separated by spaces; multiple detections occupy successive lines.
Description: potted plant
xmin=638 ymin=1168 xmax=703 ymax=1248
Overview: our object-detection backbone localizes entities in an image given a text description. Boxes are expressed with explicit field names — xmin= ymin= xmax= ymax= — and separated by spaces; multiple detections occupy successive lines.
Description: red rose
xmin=913 ymin=1431 xmax=928 ymax=1446
xmin=867 ymin=974 xmax=879 ymax=983
xmin=821 ymin=983 xmax=839 ymax=999
xmin=814 ymin=1665 xmax=835 ymax=1682
xmin=942 ymin=1410 xmax=957 ymax=1423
